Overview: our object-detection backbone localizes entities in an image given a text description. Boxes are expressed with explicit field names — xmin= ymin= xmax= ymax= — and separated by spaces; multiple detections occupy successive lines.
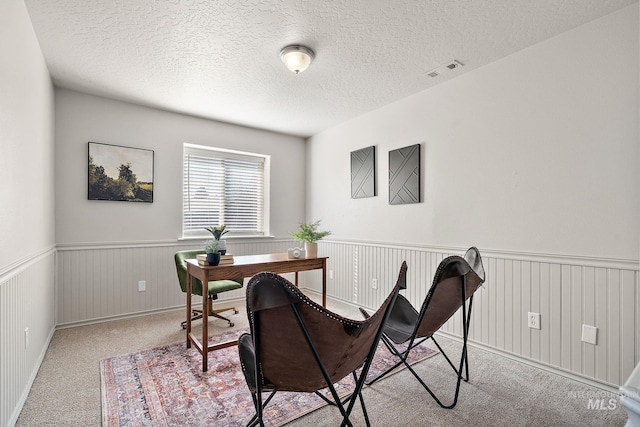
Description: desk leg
xmin=186 ymin=270 xmax=192 ymax=349
xmin=202 ymin=287 xmax=208 ymax=372
xmin=322 ymin=259 xmax=327 ymax=308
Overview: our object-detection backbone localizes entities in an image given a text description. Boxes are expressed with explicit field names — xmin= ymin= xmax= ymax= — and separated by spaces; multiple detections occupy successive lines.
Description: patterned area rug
xmin=100 ymin=329 xmax=438 ymax=426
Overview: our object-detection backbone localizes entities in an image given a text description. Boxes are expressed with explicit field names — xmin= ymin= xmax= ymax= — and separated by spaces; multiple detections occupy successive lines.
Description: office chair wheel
xmin=228 ymin=321 xmax=234 ymax=327
xmin=233 ymin=309 xmax=239 ymax=314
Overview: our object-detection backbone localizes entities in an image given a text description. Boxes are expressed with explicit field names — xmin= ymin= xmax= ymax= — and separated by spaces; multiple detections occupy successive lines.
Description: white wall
xmin=308 ymin=5 xmax=639 ymax=261
xmin=0 ymin=1 xmax=56 ymax=426
xmin=305 ymin=4 xmax=639 ymax=389
xmin=51 ymin=90 xmax=308 ymax=327
xmin=0 ymin=1 xmax=55 ymax=265
xmin=55 ymin=89 xmax=307 ymax=245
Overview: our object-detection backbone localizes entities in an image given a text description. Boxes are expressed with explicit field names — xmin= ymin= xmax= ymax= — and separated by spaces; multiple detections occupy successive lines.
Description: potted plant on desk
xmin=290 ymin=220 xmax=331 ymax=258
xmin=205 ymin=224 xmax=229 ymax=254
xmin=204 ymin=239 xmax=220 ymax=266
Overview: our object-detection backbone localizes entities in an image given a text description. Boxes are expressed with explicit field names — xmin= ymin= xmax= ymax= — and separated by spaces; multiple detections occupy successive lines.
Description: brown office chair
xmin=363 ymin=247 xmax=485 ymax=409
xmin=238 ymin=261 xmax=407 ymax=427
xmin=174 ymin=250 xmax=243 ymax=328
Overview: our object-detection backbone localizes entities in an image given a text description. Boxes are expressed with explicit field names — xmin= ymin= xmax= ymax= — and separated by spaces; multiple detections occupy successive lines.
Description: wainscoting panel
xmin=314 ymin=241 xmax=639 ymax=389
xmin=55 ymin=239 xmax=293 ymax=326
xmin=53 ymin=238 xmax=638 ymax=388
xmin=1 ymin=249 xmax=55 ymax=427
xmin=316 ymin=242 xmax=354 ymax=302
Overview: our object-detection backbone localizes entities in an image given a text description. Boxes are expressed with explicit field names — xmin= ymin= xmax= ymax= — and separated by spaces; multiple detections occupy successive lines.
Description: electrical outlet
xmin=24 ymin=328 xmax=29 ymax=349
xmin=138 ymin=280 xmax=146 ymax=292
xmin=329 ymin=270 xmax=334 ymax=280
xmin=528 ymin=312 xmax=541 ymax=329
xmin=372 ymin=278 xmax=378 ymax=289
xmin=582 ymin=324 xmax=597 ymax=345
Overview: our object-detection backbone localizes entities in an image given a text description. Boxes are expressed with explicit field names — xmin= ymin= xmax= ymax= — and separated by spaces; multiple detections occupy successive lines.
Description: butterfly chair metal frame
xmin=238 ymin=262 xmax=407 ymax=427
xmin=364 ymin=247 xmax=485 ymax=409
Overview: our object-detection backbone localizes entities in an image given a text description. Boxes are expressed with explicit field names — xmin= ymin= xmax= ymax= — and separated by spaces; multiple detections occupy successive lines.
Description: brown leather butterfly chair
xmin=238 ymin=261 xmax=407 ymax=427
xmin=363 ymin=247 xmax=485 ymax=409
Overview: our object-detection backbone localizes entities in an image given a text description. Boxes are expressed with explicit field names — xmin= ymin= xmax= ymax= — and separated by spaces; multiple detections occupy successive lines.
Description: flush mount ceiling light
xmin=280 ymin=45 xmax=315 ymax=74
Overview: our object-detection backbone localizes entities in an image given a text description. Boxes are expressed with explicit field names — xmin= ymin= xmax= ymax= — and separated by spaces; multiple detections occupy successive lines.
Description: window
xmin=183 ymin=143 xmax=269 ymax=237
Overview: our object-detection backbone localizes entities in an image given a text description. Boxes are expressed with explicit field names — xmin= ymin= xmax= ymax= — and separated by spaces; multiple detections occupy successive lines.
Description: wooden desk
xmin=185 ymin=253 xmax=328 ymax=371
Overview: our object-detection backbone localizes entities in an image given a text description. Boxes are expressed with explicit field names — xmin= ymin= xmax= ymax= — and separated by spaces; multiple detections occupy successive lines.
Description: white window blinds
xmin=183 ymin=144 xmax=268 ymax=237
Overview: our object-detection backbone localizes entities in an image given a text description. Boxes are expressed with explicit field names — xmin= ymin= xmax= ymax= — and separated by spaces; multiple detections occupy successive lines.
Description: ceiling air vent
xmin=425 ymin=60 xmax=464 ymax=78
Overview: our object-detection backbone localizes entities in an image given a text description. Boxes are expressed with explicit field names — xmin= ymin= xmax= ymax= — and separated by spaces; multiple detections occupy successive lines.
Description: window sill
xmin=178 ymin=235 xmax=277 ymax=241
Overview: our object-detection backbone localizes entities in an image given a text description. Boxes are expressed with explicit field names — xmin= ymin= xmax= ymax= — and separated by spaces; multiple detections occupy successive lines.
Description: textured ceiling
xmin=25 ymin=0 xmax=636 ymax=137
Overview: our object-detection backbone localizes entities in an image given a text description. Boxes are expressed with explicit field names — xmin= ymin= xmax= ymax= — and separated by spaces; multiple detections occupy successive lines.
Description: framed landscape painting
xmin=88 ymin=142 xmax=154 ymax=202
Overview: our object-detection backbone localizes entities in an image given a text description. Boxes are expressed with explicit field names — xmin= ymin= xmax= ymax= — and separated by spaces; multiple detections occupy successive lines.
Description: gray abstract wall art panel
xmin=351 ymin=146 xmax=376 ymax=198
xmin=389 ymin=144 xmax=420 ymax=205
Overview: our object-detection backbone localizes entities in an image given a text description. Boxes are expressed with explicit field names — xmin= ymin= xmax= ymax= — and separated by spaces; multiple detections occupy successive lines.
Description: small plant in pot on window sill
xmin=290 ymin=220 xmax=331 ymax=258
xmin=204 ymin=239 xmax=220 ymax=266
xmin=204 ymin=225 xmax=229 ymax=255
